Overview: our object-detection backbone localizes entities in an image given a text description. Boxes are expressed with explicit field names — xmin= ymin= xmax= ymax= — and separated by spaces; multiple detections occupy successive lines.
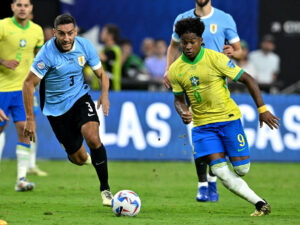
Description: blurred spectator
xmin=120 ymin=39 xmax=146 ymax=79
xmin=235 ymin=40 xmax=257 ymax=76
xmin=145 ymin=39 xmax=167 ymax=79
xmin=99 ymin=24 xmax=122 ymax=91
xmin=141 ymin=37 xmax=155 ymax=59
xmin=43 ymin=26 xmax=53 ymax=43
xmin=248 ymin=34 xmax=280 ymax=92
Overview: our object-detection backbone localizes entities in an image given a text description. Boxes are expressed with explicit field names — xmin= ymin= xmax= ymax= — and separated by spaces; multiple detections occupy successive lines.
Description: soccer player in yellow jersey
xmin=169 ymin=18 xmax=280 ymax=216
xmin=0 ymin=0 xmax=46 ymax=191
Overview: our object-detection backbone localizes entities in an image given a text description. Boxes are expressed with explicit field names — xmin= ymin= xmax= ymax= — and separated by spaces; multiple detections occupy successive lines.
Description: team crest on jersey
xmin=210 ymin=24 xmax=217 ymax=34
xmin=19 ymin=39 xmax=26 ymax=47
xmin=227 ymin=60 xmax=236 ymax=68
xmin=37 ymin=61 xmax=45 ymax=70
xmin=78 ymin=55 xmax=85 ymax=66
xmin=190 ymin=76 xmax=200 ymax=86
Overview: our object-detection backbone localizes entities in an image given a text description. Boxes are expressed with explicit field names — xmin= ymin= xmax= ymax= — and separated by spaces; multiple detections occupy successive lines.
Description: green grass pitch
xmin=0 ymin=160 xmax=299 ymax=225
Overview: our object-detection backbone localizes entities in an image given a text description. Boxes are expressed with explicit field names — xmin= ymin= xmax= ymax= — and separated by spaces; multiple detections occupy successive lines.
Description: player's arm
xmin=93 ymin=66 xmax=110 ymax=116
xmin=174 ymin=94 xmax=192 ymax=124
xmin=22 ymin=71 xmax=41 ymax=142
xmin=164 ymin=39 xmax=181 ymax=89
xmin=237 ymin=72 xmax=280 ymax=129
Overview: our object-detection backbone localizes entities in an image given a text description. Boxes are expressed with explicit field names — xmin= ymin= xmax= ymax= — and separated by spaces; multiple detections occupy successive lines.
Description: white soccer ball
xmin=112 ymin=190 xmax=141 ymax=217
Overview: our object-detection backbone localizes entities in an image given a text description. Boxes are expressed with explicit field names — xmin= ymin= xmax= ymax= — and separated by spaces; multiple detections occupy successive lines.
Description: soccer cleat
xmin=27 ymin=166 xmax=48 ymax=176
xmin=101 ymin=190 xmax=113 ymax=207
xmin=15 ymin=177 xmax=35 ymax=192
xmin=208 ymin=181 xmax=219 ymax=202
xmin=196 ymin=186 xmax=209 ymax=202
xmin=250 ymin=200 xmax=271 ymax=216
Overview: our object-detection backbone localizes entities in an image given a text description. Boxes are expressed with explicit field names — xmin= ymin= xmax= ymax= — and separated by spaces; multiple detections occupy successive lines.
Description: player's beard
xmin=196 ymin=0 xmax=210 ymax=7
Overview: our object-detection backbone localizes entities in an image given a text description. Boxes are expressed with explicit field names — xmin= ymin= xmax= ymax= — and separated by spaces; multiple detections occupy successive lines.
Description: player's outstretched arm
xmin=22 ymin=71 xmax=41 ymax=142
xmin=174 ymin=95 xmax=192 ymax=124
xmin=237 ymin=71 xmax=280 ymax=129
xmin=94 ymin=66 xmax=110 ymax=116
xmin=164 ymin=39 xmax=180 ymax=89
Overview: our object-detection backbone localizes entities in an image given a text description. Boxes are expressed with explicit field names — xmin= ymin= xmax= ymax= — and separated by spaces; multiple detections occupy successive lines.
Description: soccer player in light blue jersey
xmin=164 ymin=0 xmax=243 ymax=203
xmin=22 ymin=14 xmax=113 ymax=207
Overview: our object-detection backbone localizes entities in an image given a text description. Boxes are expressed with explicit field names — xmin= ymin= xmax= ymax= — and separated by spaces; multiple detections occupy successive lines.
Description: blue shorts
xmin=0 ymin=91 xmax=26 ymax=127
xmin=192 ymin=119 xmax=249 ymax=159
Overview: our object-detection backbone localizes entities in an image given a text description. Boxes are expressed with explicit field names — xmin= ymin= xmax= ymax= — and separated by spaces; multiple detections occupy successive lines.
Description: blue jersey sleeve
xmin=31 ymin=45 xmax=51 ymax=79
xmin=171 ymin=14 xmax=183 ymax=43
xmin=85 ymin=39 xmax=101 ymax=70
xmin=225 ymin=14 xmax=240 ymax=44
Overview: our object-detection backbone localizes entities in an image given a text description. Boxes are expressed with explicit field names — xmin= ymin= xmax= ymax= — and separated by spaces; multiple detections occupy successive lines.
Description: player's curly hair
xmin=175 ymin=17 xmax=205 ymax=38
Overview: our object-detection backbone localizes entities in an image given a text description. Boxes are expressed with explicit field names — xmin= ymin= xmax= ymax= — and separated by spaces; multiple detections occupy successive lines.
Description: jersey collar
xmin=12 ymin=16 xmax=30 ymax=30
xmin=181 ymin=47 xmax=205 ymax=64
xmin=193 ymin=7 xmax=214 ymax=19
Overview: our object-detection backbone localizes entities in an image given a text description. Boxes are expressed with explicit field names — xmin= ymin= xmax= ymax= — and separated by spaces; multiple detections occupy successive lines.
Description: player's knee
xmin=233 ymin=163 xmax=250 ymax=176
xmin=231 ymin=159 xmax=251 ymax=176
xmin=85 ymin=134 xmax=101 ymax=149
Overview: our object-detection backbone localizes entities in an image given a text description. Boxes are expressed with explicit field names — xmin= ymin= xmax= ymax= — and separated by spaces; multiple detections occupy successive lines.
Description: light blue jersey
xmin=31 ymin=36 xmax=101 ymax=116
xmin=172 ymin=7 xmax=240 ymax=52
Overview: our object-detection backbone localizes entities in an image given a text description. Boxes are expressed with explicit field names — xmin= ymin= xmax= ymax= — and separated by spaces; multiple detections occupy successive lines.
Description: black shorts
xmin=47 ymin=93 xmax=99 ymax=154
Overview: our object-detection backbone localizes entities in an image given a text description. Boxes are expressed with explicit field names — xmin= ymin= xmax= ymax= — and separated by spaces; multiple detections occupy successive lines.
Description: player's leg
xmin=10 ymin=91 xmax=35 ymax=191
xmin=81 ymin=120 xmax=112 ymax=206
xmin=14 ymin=121 xmax=35 ymax=191
xmin=0 ymin=126 xmax=6 ymax=161
xmin=194 ymin=157 xmax=209 ymax=202
xmin=216 ymin=119 xmax=270 ymax=216
xmin=27 ymin=93 xmax=48 ymax=176
xmin=73 ymin=93 xmax=112 ymax=206
xmin=192 ymin=125 xmax=223 ymax=202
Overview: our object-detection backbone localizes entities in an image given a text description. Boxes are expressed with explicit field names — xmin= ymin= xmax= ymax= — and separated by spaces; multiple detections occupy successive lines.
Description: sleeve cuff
xmin=173 ymin=91 xmax=185 ymax=96
xmin=229 ymin=37 xmax=240 ymax=44
xmin=31 ymin=66 xmax=44 ymax=79
xmin=91 ymin=62 xmax=102 ymax=71
xmin=233 ymin=69 xmax=244 ymax=82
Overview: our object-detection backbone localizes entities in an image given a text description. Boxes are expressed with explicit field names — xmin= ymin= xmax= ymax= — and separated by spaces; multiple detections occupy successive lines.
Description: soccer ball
xmin=112 ymin=190 xmax=141 ymax=217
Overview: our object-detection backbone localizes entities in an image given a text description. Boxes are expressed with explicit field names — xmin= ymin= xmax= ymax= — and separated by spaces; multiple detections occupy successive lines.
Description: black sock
xmin=90 ymin=144 xmax=110 ymax=191
xmin=194 ymin=157 xmax=207 ymax=182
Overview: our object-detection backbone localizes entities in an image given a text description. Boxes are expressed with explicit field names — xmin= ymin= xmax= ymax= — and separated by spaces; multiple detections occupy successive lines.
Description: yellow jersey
xmin=169 ymin=47 xmax=244 ymax=127
xmin=0 ymin=17 xmax=44 ymax=92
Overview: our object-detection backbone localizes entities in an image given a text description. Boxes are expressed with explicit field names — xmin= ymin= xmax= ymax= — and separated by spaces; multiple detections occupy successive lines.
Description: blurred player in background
xmin=0 ymin=0 xmax=47 ymax=191
xmin=164 ymin=0 xmax=242 ymax=202
xmin=170 ymin=17 xmax=280 ymax=216
xmin=99 ymin=24 xmax=122 ymax=91
xmin=22 ymin=14 xmax=113 ymax=207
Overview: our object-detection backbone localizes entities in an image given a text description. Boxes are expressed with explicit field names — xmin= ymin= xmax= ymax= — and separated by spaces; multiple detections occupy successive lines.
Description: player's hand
xmin=181 ymin=111 xmax=192 ymax=124
xmin=1 ymin=59 xmax=19 ymax=70
xmin=163 ymin=70 xmax=172 ymax=89
xmin=98 ymin=94 xmax=110 ymax=116
xmin=0 ymin=109 xmax=9 ymax=122
xmin=222 ymin=45 xmax=234 ymax=58
xmin=259 ymin=111 xmax=280 ymax=130
xmin=24 ymin=120 xmax=36 ymax=142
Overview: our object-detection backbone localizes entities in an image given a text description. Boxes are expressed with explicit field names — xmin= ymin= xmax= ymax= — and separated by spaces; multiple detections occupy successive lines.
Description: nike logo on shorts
xmin=88 ymin=113 xmax=95 ymax=117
